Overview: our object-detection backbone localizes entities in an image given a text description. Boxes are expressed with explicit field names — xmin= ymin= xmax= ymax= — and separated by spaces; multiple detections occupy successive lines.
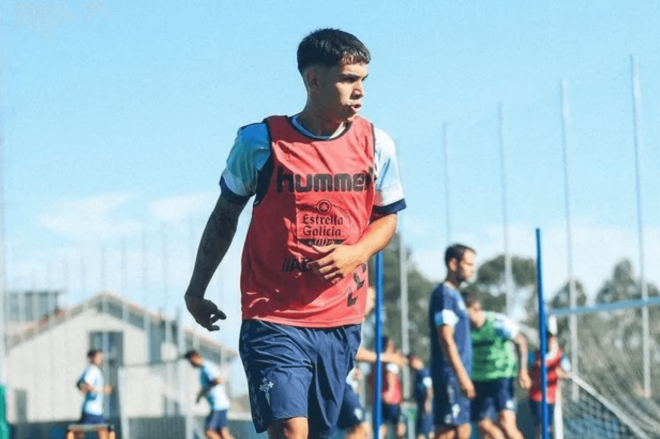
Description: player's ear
xmin=305 ymin=67 xmax=321 ymax=93
xmin=448 ymin=257 xmax=457 ymax=272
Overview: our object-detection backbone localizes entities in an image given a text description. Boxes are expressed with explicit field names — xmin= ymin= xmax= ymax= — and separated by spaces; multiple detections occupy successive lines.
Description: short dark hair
xmin=183 ymin=349 xmax=199 ymax=360
xmin=87 ymin=349 xmax=100 ymax=359
xmin=444 ymin=244 xmax=476 ymax=268
xmin=297 ymin=28 xmax=371 ymax=74
xmin=462 ymin=290 xmax=480 ymax=308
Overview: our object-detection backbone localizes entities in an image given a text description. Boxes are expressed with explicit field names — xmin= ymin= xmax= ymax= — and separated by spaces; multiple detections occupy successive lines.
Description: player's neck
xmin=444 ymin=276 xmax=460 ymax=290
xmin=297 ymin=107 xmax=345 ymax=137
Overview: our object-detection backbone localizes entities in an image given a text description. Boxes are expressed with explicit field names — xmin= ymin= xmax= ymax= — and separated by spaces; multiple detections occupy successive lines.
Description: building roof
xmin=6 ymin=291 xmax=238 ymax=359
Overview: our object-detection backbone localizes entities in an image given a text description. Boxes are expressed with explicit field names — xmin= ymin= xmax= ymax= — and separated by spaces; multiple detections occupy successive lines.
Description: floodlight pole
xmin=498 ymin=103 xmax=513 ymax=316
xmin=0 ymin=93 xmax=5 ymax=387
xmin=536 ymin=229 xmax=549 ymax=439
xmin=399 ymin=230 xmax=410 ymax=399
xmin=630 ymin=56 xmax=650 ymax=398
xmin=560 ymin=80 xmax=579 ymax=401
xmin=443 ymin=123 xmax=452 ymax=246
xmin=373 ymin=252 xmax=384 ymax=438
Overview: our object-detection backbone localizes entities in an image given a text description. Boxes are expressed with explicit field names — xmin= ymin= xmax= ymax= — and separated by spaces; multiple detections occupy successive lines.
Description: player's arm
xmin=197 ymin=377 xmax=223 ymax=401
xmin=185 ymin=195 xmax=246 ymax=330
xmin=311 ymin=128 xmax=404 ymax=283
xmin=557 ymin=355 xmax=572 ymax=379
xmin=355 ymin=346 xmax=405 ymax=367
xmin=310 ymin=213 xmax=397 ymax=283
xmin=423 ymin=376 xmax=433 ymax=414
xmin=514 ymin=333 xmax=531 ymax=390
xmin=497 ymin=314 xmax=531 ymax=390
xmin=438 ymin=325 xmax=475 ymax=399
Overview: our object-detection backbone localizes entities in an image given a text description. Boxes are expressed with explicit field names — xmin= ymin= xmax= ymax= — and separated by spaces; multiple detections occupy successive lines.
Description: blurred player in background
xmin=338 ymin=366 xmax=371 ymax=439
xmin=184 ymin=27 xmax=406 ymax=438
xmin=528 ymin=330 xmax=571 ymax=439
xmin=429 ymin=244 xmax=476 ymax=439
xmin=184 ymin=350 xmax=234 ymax=439
xmin=377 ymin=336 xmax=406 ymax=439
xmin=75 ymin=349 xmax=112 ymax=439
xmin=465 ymin=292 xmax=531 ymax=439
xmin=408 ymin=354 xmax=434 ymax=439
xmin=337 ymin=286 xmax=405 ymax=439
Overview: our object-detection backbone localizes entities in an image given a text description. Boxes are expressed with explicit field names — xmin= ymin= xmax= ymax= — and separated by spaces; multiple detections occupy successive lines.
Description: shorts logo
xmin=354 ymin=408 xmax=363 ymax=421
xmin=505 ymin=399 xmax=515 ymax=410
xmin=452 ymin=403 xmax=461 ymax=418
xmin=259 ymin=378 xmax=274 ymax=405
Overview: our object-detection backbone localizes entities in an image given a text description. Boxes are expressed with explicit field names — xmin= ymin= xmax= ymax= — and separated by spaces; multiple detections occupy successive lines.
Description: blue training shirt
xmin=413 ymin=367 xmax=433 ymax=408
xmin=428 ymin=282 xmax=472 ymax=382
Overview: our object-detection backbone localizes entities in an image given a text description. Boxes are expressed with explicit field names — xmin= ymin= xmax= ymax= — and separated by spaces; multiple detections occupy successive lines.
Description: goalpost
xmin=546 ymin=288 xmax=660 ymax=439
xmin=538 ymin=230 xmax=660 ymax=439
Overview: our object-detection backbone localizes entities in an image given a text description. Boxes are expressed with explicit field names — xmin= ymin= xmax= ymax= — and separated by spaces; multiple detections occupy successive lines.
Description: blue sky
xmin=2 ymin=0 xmax=660 ymax=389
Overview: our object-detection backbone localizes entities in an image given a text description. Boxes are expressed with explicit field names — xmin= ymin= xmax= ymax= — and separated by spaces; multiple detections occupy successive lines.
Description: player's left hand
xmin=185 ymin=294 xmax=227 ymax=331
xmin=518 ymin=371 xmax=532 ymax=390
xmin=309 ymin=244 xmax=364 ymax=284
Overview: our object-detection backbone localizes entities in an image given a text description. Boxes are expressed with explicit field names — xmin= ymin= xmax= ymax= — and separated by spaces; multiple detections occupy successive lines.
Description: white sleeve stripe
xmin=373 ymin=127 xmax=405 ymax=207
xmin=435 ymin=309 xmax=458 ymax=328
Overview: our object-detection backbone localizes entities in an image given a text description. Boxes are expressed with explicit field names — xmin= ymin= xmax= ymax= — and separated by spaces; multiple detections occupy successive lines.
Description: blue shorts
xmin=239 ymin=320 xmax=361 ymax=438
xmin=416 ymin=407 xmax=434 ymax=435
xmin=79 ymin=412 xmax=105 ymax=425
xmin=432 ymin=375 xmax=470 ymax=428
xmin=337 ymin=383 xmax=365 ymax=430
xmin=471 ymin=378 xmax=516 ymax=421
xmin=381 ymin=402 xmax=402 ymax=426
xmin=529 ymin=400 xmax=555 ymax=427
xmin=205 ymin=409 xmax=228 ymax=431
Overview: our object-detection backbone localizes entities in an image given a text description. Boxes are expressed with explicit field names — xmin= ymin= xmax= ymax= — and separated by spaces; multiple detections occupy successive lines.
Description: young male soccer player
xmin=465 ymin=293 xmax=531 ymax=439
xmin=75 ymin=350 xmax=112 ymax=439
xmin=408 ymin=354 xmax=434 ymax=439
xmin=528 ymin=331 xmax=571 ymax=439
xmin=428 ymin=244 xmax=476 ymax=439
xmin=184 ymin=28 xmax=406 ymax=439
xmin=378 ymin=336 xmax=406 ymax=439
xmin=184 ymin=350 xmax=234 ymax=439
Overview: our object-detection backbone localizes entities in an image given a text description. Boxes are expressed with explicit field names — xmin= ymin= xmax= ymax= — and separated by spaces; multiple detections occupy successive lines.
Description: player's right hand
xmin=459 ymin=375 xmax=475 ymax=399
xmin=185 ymin=294 xmax=226 ymax=331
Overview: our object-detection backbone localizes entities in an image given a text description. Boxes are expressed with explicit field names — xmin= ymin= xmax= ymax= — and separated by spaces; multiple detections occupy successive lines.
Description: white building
xmin=4 ymin=291 xmax=237 ymax=425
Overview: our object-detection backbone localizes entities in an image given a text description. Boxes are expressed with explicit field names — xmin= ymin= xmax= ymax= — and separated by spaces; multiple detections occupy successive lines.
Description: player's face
xmin=92 ymin=352 xmax=103 ymax=366
xmin=316 ymin=62 xmax=368 ymax=123
xmin=456 ymin=250 xmax=475 ymax=283
xmin=467 ymin=302 xmax=482 ymax=326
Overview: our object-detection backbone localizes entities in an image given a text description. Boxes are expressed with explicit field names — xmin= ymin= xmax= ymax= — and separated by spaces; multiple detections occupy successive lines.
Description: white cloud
xmin=40 ymin=193 xmax=143 ymax=242
xmin=149 ymin=192 xmax=218 ymax=224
